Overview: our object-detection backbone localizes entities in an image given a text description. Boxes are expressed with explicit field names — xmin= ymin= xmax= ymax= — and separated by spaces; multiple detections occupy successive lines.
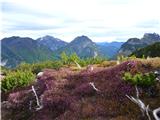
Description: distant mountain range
xmin=1 ymin=35 xmax=123 ymax=68
xmin=118 ymin=33 xmax=160 ymax=56
xmin=1 ymin=33 xmax=160 ymax=68
xmin=97 ymin=42 xmax=124 ymax=58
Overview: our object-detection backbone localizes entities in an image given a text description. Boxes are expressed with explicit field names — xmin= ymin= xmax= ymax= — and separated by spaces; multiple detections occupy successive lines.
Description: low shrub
xmin=1 ymin=70 xmax=35 ymax=92
xmin=16 ymin=61 xmax=63 ymax=74
xmin=123 ymin=72 xmax=156 ymax=87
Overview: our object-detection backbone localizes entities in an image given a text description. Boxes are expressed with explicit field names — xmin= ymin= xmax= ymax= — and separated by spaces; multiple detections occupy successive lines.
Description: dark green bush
xmin=123 ymin=72 xmax=156 ymax=87
xmin=2 ymin=70 xmax=36 ymax=92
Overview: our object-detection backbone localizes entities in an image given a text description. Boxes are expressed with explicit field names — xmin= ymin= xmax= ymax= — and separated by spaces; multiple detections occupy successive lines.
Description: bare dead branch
xmin=153 ymin=107 xmax=160 ymax=120
xmin=89 ymin=82 xmax=100 ymax=92
xmin=126 ymin=86 xmax=151 ymax=120
xmin=32 ymin=86 xmax=43 ymax=111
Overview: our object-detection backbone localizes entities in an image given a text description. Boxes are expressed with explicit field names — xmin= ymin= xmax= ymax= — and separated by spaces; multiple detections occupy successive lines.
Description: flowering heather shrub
xmin=126 ymin=61 xmax=143 ymax=74
xmin=54 ymin=110 xmax=79 ymax=120
xmin=41 ymin=90 xmax=73 ymax=115
xmin=36 ymin=75 xmax=56 ymax=92
xmin=68 ymin=61 xmax=135 ymax=100
xmin=30 ymin=109 xmax=54 ymax=120
xmin=73 ymin=83 xmax=97 ymax=97
xmin=115 ymin=82 xmax=134 ymax=101
xmin=35 ymin=69 xmax=60 ymax=95
xmin=7 ymin=89 xmax=34 ymax=108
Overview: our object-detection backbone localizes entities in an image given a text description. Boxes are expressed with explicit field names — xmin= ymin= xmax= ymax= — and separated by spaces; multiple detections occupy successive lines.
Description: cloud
xmin=1 ymin=1 xmax=54 ymax=18
xmin=1 ymin=0 xmax=160 ymax=42
xmin=2 ymin=19 xmax=68 ymax=31
xmin=136 ymin=20 xmax=160 ymax=28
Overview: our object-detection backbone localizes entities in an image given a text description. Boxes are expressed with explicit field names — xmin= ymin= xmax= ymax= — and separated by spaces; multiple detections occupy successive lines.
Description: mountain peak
xmin=71 ymin=35 xmax=93 ymax=44
xmin=39 ymin=35 xmax=59 ymax=41
xmin=75 ymin=35 xmax=91 ymax=40
xmin=143 ymin=33 xmax=160 ymax=38
xmin=43 ymin=35 xmax=54 ymax=38
xmin=37 ymin=35 xmax=67 ymax=51
xmin=55 ymin=35 xmax=98 ymax=58
xmin=142 ymin=33 xmax=160 ymax=42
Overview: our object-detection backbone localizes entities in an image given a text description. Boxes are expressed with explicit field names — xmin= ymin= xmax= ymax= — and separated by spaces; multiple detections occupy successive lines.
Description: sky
xmin=1 ymin=0 xmax=160 ymax=42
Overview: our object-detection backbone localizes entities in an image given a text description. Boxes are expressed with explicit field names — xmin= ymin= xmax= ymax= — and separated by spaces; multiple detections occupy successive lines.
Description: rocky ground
xmin=1 ymin=60 xmax=160 ymax=120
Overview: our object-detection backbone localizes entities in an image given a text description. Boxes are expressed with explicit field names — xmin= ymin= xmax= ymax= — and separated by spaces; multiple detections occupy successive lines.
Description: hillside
xmin=130 ymin=42 xmax=160 ymax=58
xmin=118 ymin=33 xmax=160 ymax=56
xmin=1 ymin=36 xmax=54 ymax=68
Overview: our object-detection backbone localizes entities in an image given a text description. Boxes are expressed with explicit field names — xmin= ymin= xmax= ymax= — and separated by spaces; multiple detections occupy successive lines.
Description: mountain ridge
xmin=118 ymin=33 xmax=160 ymax=56
xmin=2 ymin=33 xmax=160 ymax=68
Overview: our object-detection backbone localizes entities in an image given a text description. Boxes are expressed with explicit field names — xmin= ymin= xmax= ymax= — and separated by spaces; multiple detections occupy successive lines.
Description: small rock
xmin=37 ymin=72 xmax=44 ymax=79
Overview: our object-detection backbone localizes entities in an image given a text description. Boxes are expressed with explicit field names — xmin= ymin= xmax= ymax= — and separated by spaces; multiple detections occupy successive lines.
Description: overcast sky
xmin=1 ymin=0 xmax=160 ymax=42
